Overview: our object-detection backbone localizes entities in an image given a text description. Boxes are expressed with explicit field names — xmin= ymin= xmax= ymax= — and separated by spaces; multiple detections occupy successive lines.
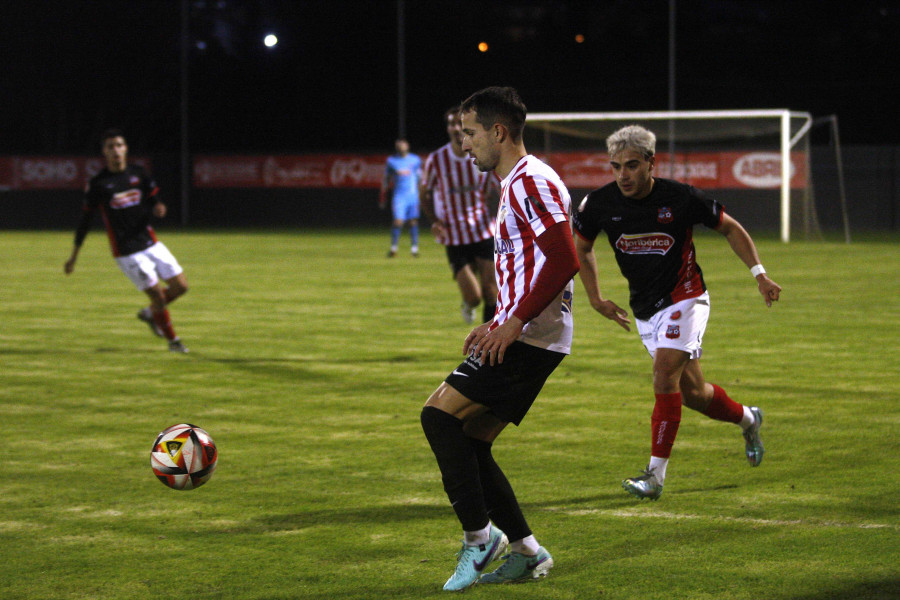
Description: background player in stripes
xmin=64 ymin=129 xmax=189 ymax=353
xmin=572 ymin=124 xmax=781 ymax=500
xmin=379 ymin=138 xmax=422 ymax=257
xmin=420 ymin=105 xmax=499 ymax=324
xmin=420 ymin=87 xmax=579 ymax=590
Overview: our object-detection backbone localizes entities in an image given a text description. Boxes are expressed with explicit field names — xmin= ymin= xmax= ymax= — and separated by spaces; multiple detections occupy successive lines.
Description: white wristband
xmin=750 ymin=264 xmax=766 ymax=278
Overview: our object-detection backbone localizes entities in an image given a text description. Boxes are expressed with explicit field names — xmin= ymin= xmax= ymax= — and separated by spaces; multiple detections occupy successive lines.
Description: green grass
xmin=1 ymin=229 xmax=898 ymax=600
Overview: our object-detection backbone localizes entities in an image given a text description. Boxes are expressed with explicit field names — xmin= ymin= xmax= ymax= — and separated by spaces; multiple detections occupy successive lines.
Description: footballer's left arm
xmin=715 ymin=213 xmax=782 ymax=306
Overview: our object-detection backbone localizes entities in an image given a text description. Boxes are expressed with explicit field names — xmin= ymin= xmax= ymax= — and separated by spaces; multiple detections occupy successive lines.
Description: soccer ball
xmin=150 ymin=423 xmax=218 ymax=490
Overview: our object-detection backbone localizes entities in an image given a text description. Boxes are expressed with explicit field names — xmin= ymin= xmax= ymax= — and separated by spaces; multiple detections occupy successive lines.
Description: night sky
xmin=3 ymin=0 xmax=899 ymax=156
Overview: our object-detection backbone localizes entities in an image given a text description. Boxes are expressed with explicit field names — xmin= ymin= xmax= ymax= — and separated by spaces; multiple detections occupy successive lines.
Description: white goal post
xmin=526 ymin=109 xmax=814 ymax=242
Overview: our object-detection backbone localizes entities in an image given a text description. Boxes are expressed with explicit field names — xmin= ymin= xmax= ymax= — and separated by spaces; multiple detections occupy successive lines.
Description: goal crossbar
xmin=528 ymin=109 xmax=813 ymax=241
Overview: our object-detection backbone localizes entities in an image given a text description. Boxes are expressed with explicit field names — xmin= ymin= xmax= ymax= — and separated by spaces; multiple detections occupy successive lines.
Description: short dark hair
xmin=100 ymin=128 xmax=126 ymax=147
xmin=459 ymin=87 xmax=527 ymax=141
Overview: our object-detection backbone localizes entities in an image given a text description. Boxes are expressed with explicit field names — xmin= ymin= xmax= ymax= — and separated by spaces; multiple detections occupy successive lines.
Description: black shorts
xmin=445 ymin=341 xmax=565 ymax=426
xmin=446 ymin=238 xmax=495 ymax=277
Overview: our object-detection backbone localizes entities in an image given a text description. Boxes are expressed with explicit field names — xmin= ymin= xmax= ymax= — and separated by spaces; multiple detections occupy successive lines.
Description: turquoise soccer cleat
xmin=442 ymin=525 xmax=508 ymax=591
xmin=478 ymin=546 xmax=554 ymax=584
xmin=743 ymin=407 xmax=765 ymax=467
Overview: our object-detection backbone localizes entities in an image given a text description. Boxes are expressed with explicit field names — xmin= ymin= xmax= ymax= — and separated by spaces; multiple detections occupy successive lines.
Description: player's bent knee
xmin=420 ymin=405 xmax=459 ymax=438
xmin=681 ymin=392 xmax=709 ymax=411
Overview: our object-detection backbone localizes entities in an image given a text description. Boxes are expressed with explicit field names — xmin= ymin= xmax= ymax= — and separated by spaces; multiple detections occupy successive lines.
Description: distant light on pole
xmin=264 ymin=34 xmax=278 ymax=48
xmin=575 ymin=34 xmax=585 ymax=44
xmin=478 ymin=41 xmax=489 ymax=52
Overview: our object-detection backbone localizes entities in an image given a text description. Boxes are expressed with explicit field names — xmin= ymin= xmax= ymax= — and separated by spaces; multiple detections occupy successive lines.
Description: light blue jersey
xmin=385 ymin=153 xmax=422 ymax=220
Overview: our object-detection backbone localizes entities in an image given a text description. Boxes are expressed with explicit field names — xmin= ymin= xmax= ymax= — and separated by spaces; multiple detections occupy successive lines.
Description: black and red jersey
xmin=572 ymin=178 xmax=723 ymax=320
xmin=74 ymin=165 xmax=161 ymax=257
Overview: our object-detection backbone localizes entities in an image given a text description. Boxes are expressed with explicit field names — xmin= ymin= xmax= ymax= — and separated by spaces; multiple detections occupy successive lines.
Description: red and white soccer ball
xmin=150 ymin=423 xmax=218 ymax=490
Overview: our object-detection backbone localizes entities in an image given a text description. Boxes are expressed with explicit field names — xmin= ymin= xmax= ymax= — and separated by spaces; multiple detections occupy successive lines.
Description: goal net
xmin=524 ymin=110 xmax=818 ymax=241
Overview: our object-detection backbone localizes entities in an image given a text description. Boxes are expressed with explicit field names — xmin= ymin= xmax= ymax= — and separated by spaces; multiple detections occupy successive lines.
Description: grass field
xmin=1 ymin=229 xmax=898 ymax=600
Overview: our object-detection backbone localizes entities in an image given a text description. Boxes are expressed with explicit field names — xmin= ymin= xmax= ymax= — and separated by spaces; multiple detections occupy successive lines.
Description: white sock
xmin=740 ymin=406 xmax=755 ymax=430
xmin=411 ymin=246 xmax=419 ymax=253
xmin=510 ymin=534 xmax=540 ymax=555
xmin=648 ymin=456 xmax=669 ymax=484
xmin=464 ymin=523 xmax=491 ymax=546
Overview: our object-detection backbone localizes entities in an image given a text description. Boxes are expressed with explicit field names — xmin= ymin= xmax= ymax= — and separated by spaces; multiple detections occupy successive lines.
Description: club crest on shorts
xmin=658 ymin=206 xmax=673 ymax=223
xmin=666 ymin=324 xmax=681 ymax=339
xmin=561 ymin=289 xmax=573 ymax=313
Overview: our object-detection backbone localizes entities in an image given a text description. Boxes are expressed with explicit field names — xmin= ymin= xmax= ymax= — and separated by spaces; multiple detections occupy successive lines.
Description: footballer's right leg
xmin=421 ymin=388 xmax=505 ymax=591
xmin=143 ymin=284 xmax=187 ymax=352
xmin=624 ymin=347 xmax=687 ymax=500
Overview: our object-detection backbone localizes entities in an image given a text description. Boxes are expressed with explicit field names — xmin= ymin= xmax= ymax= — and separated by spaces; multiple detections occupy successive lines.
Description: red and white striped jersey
xmin=423 ymin=143 xmax=495 ymax=245
xmin=492 ymin=155 xmax=574 ymax=354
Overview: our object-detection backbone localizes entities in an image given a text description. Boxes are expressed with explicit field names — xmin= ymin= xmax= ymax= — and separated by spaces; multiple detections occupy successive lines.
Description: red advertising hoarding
xmin=0 ymin=152 xmax=805 ymax=191
xmin=0 ymin=156 xmax=150 ymax=191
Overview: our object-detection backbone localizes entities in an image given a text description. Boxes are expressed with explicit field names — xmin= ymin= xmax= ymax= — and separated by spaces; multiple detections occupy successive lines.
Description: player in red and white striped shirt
xmin=421 ymin=106 xmax=499 ymax=324
xmin=420 ymin=87 xmax=579 ymax=590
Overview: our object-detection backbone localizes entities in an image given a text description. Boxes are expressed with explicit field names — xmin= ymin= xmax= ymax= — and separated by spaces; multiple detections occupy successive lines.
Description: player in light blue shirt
xmin=380 ymin=139 xmax=423 ymax=257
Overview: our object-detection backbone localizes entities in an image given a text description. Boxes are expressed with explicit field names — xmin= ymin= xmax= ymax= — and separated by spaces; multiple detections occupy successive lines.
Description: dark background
xmin=3 ymin=0 xmax=899 ymax=155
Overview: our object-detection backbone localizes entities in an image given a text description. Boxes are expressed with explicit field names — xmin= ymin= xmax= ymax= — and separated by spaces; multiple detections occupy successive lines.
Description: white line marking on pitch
xmin=554 ymin=508 xmax=898 ymax=530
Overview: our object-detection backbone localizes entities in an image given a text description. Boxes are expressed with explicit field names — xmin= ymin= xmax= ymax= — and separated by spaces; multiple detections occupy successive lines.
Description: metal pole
xmin=667 ymin=0 xmax=676 ymax=174
xmin=397 ymin=0 xmax=406 ymax=139
xmin=830 ymin=115 xmax=851 ymax=243
xmin=180 ymin=0 xmax=190 ymax=226
xmin=780 ymin=111 xmax=790 ymax=242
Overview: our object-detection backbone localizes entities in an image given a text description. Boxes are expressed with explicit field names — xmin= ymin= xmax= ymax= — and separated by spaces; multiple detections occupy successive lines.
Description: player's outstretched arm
xmin=715 ymin=213 xmax=782 ymax=307
xmin=574 ymin=234 xmax=631 ymax=330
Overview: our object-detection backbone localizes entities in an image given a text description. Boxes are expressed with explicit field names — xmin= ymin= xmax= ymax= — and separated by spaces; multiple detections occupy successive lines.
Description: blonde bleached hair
xmin=606 ymin=125 xmax=656 ymax=159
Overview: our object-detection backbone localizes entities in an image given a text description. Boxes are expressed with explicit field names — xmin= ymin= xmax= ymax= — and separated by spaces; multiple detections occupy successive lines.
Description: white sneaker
xmin=460 ymin=302 xmax=477 ymax=324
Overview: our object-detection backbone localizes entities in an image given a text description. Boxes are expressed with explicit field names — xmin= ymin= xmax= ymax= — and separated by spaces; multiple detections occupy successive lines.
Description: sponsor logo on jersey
xmin=666 ymin=324 xmax=681 ymax=339
xmin=670 ymin=310 xmax=682 ymax=320
xmin=495 ymin=238 xmax=515 ymax=255
xmin=110 ymin=189 xmax=142 ymax=209
xmin=658 ymin=206 xmax=673 ymax=223
xmin=498 ymin=202 xmax=509 ymax=223
xmin=614 ymin=232 xmax=674 ymax=255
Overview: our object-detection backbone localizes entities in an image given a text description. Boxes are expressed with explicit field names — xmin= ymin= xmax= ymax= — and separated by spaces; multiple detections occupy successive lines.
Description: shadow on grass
xmin=232 ymin=503 xmax=453 ymax=534
xmin=234 ymin=491 xmax=647 ymax=536
xmin=160 ymin=350 xmax=426 ymax=383
xmin=786 ymin=578 xmax=900 ymax=600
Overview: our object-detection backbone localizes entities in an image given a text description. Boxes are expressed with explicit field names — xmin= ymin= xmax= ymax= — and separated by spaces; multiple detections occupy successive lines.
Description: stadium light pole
xmin=179 ymin=0 xmax=190 ymax=226
xmin=397 ymin=0 xmax=406 ymax=139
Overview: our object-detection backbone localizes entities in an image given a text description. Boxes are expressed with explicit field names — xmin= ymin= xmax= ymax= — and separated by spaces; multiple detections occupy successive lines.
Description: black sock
xmin=482 ymin=302 xmax=497 ymax=324
xmin=420 ymin=406 xmax=489 ymax=532
xmin=469 ymin=437 xmax=532 ymax=542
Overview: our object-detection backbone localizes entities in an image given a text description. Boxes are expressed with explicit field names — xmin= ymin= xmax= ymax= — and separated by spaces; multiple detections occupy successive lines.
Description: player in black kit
xmin=64 ymin=129 xmax=189 ymax=352
xmin=572 ymin=125 xmax=781 ymax=500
